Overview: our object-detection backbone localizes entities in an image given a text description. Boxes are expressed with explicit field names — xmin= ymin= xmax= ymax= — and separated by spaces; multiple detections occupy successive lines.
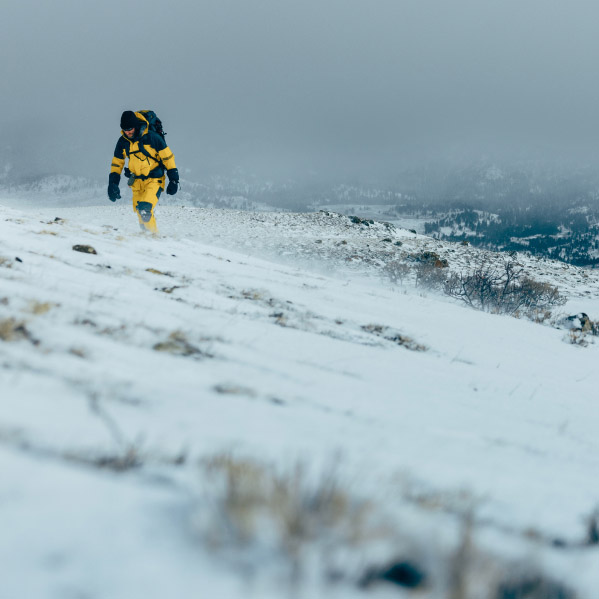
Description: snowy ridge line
xmin=1 ymin=202 xmax=599 ymax=597
xmin=22 ymin=203 xmax=599 ymax=300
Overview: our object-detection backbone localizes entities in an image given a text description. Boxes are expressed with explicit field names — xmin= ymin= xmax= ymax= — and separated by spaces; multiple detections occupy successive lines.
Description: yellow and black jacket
xmin=109 ymin=112 xmax=177 ymax=185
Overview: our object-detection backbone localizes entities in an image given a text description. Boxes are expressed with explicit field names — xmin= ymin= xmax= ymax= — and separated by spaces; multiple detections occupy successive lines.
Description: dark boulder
xmin=359 ymin=560 xmax=427 ymax=590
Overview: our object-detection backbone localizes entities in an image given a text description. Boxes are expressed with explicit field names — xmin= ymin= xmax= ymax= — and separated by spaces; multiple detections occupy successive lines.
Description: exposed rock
xmin=349 ymin=215 xmax=375 ymax=226
xmin=359 ymin=560 xmax=427 ymax=590
xmin=559 ymin=312 xmax=595 ymax=333
xmin=72 ymin=244 xmax=97 ymax=254
xmin=411 ymin=250 xmax=449 ymax=268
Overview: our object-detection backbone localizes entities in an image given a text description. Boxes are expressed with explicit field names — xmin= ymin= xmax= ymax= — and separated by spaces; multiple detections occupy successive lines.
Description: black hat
xmin=120 ymin=110 xmax=139 ymax=130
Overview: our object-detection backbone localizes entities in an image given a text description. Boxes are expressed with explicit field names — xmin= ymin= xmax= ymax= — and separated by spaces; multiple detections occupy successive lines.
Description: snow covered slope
xmin=1 ymin=200 xmax=599 ymax=598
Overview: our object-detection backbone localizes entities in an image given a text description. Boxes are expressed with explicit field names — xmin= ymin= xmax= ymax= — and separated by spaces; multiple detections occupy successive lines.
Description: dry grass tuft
xmin=566 ymin=329 xmax=590 ymax=346
xmin=157 ymin=286 xmax=181 ymax=294
xmin=241 ymin=289 xmax=264 ymax=301
xmin=196 ymin=454 xmax=374 ymax=558
xmin=27 ymin=300 xmax=56 ymax=315
xmin=191 ymin=457 xmax=582 ymax=594
xmin=146 ymin=268 xmax=174 ymax=277
xmin=213 ymin=384 xmax=257 ymax=397
xmin=153 ymin=331 xmax=210 ymax=357
xmin=362 ymin=324 xmax=427 ymax=352
xmin=0 ymin=318 xmax=36 ymax=344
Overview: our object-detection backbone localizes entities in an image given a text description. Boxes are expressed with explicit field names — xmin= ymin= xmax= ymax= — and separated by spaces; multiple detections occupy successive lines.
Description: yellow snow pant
xmin=130 ymin=176 xmax=165 ymax=233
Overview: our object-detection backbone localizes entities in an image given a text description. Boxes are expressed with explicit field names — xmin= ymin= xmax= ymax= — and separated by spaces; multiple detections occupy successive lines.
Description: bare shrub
xmin=444 ymin=258 xmax=565 ymax=316
xmin=415 ymin=260 xmax=448 ymax=290
xmin=383 ymin=252 xmax=450 ymax=289
xmin=528 ymin=309 xmax=554 ymax=325
xmin=382 ymin=259 xmax=411 ymax=285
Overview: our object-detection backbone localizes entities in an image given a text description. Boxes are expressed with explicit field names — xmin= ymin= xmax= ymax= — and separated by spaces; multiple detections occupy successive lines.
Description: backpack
xmin=135 ymin=110 xmax=168 ymax=170
xmin=138 ymin=110 xmax=167 ymax=141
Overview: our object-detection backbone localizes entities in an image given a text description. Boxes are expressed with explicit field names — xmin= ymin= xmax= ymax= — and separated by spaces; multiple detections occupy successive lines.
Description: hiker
xmin=108 ymin=110 xmax=179 ymax=233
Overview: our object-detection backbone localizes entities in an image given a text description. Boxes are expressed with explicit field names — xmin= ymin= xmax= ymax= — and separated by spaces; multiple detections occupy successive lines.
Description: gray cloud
xmin=3 ymin=0 xmax=599 ymax=182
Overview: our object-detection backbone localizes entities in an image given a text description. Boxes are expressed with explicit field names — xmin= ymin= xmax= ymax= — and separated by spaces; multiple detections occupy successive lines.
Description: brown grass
xmin=27 ymin=300 xmax=55 ymax=315
xmin=0 ymin=318 xmax=31 ymax=342
xmin=153 ymin=331 xmax=209 ymax=357
xmin=197 ymin=454 xmax=374 ymax=555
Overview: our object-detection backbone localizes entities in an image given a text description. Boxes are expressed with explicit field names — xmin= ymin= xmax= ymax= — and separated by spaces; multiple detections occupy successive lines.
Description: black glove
xmin=166 ymin=168 xmax=179 ymax=195
xmin=108 ymin=183 xmax=120 ymax=202
xmin=108 ymin=173 xmax=121 ymax=201
xmin=166 ymin=180 xmax=178 ymax=195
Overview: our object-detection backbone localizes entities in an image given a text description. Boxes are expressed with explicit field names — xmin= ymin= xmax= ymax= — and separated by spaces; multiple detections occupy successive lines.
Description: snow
xmin=1 ymin=195 xmax=599 ymax=597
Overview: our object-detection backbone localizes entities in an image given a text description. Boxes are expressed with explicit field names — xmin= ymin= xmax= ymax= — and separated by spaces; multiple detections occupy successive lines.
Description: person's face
xmin=124 ymin=127 xmax=135 ymax=138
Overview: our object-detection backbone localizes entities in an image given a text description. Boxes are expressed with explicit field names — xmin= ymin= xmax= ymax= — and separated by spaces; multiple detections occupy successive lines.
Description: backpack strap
xmin=137 ymin=134 xmax=165 ymax=173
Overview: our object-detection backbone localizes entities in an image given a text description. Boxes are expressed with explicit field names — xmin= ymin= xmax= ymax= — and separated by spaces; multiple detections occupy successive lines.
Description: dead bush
xmin=382 ymin=260 xmax=411 ymax=285
xmin=444 ymin=258 xmax=565 ymax=316
xmin=401 ymin=251 xmax=450 ymax=291
xmin=415 ymin=260 xmax=448 ymax=290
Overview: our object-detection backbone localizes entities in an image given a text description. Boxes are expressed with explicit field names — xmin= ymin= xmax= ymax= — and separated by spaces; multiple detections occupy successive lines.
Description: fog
xmin=3 ymin=0 xmax=599 ymax=185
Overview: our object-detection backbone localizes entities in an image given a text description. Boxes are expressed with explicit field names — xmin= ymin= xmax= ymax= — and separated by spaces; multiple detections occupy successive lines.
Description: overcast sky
xmin=3 ymin=0 xmax=599 ymax=182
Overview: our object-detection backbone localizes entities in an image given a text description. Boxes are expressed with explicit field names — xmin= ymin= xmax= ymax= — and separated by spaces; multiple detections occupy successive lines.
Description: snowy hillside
xmin=2 ymin=197 xmax=599 ymax=598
